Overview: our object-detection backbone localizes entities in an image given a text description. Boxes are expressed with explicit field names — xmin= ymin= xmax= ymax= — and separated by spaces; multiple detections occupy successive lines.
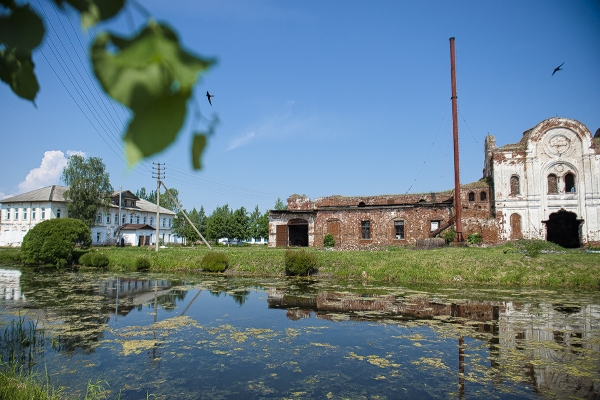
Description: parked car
xmin=228 ymin=239 xmax=244 ymax=246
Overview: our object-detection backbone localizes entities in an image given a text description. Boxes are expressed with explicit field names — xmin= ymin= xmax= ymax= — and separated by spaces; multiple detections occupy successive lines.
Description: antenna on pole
xmin=152 ymin=163 xmax=165 ymax=252
xmin=449 ymin=37 xmax=464 ymax=243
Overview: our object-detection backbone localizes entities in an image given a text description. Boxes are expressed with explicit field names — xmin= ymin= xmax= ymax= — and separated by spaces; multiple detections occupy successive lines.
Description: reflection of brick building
xmin=269 ymin=117 xmax=600 ymax=248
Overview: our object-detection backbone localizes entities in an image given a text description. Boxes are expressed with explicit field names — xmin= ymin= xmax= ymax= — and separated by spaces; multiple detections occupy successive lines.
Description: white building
xmin=485 ymin=117 xmax=600 ymax=247
xmin=0 ymin=185 xmax=179 ymax=247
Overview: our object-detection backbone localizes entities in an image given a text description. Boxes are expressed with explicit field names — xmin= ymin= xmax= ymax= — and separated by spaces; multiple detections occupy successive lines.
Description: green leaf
xmin=191 ymin=133 xmax=207 ymax=170
xmin=0 ymin=49 xmax=39 ymax=101
xmin=92 ymin=23 xmax=215 ymax=109
xmin=124 ymin=92 xmax=187 ymax=166
xmin=0 ymin=6 xmax=45 ymax=54
xmin=58 ymin=0 xmax=125 ymax=28
xmin=92 ymin=22 xmax=216 ymax=166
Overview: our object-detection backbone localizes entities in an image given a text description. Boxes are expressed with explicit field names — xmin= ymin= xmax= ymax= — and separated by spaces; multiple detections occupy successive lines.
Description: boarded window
xmin=480 ymin=191 xmax=487 ymax=201
xmin=327 ymin=220 xmax=341 ymax=247
xmin=548 ymin=174 xmax=558 ymax=194
xmin=394 ymin=220 xmax=405 ymax=239
xmin=510 ymin=213 xmax=522 ymax=240
xmin=468 ymin=192 xmax=475 ymax=202
xmin=565 ymin=173 xmax=576 ymax=193
xmin=361 ymin=221 xmax=371 ymax=240
xmin=510 ymin=176 xmax=520 ymax=196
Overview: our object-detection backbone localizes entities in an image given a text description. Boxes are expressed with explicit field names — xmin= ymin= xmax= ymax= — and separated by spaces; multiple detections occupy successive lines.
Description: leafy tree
xmin=230 ymin=206 xmax=249 ymax=241
xmin=248 ymin=205 xmax=269 ymax=240
xmin=62 ymin=154 xmax=113 ymax=228
xmin=274 ymin=198 xmax=287 ymax=210
xmin=136 ymin=187 xmax=180 ymax=212
xmin=0 ymin=0 xmax=216 ymax=169
xmin=257 ymin=211 xmax=269 ymax=239
xmin=172 ymin=207 xmax=206 ymax=244
xmin=205 ymin=205 xmax=232 ymax=243
xmin=22 ymin=218 xmax=91 ymax=267
xmin=248 ymin=205 xmax=262 ymax=239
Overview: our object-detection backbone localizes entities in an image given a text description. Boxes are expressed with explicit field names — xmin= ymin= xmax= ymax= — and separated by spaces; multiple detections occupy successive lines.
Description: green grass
xmin=2 ymin=243 xmax=600 ymax=288
xmin=0 ymin=365 xmax=63 ymax=400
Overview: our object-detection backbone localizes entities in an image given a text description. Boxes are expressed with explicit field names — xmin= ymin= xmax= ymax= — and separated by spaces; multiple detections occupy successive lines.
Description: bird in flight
xmin=552 ymin=62 xmax=564 ymax=76
xmin=206 ymin=91 xmax=215 ymax=106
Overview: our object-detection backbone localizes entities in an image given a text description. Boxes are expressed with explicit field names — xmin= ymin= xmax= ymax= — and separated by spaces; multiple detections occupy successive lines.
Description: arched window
xmin=468 ymin=192 xmax=475 ymax=202
xmin=565 ymin=173 xmax=576 ymax=193
xmin=547 ymin=174 xmax=558 ymax=194
xmin=358 ymin=201 xmax=366 ymax=207
xmin=480 ymin=191 xmax=487 ymax=201
xmin=510 ymin=176 xmax=520 ymax=196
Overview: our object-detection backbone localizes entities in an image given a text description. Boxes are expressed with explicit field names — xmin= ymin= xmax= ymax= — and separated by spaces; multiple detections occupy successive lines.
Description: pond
xmin=1 ymin=266 xmax=599 ymax=399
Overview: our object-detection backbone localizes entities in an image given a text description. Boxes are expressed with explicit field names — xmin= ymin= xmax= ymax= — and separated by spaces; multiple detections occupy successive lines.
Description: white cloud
xmin=0 ymin=192 xmax=8 ymax=201
xmin=228 ymin=132 xmax=256 ymax=151
xmin=16 ymin=150 xmax=85 ymax=194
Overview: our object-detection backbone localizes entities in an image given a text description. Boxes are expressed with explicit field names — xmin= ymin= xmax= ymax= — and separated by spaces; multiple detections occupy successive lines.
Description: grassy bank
xmin=3 ymin=241 xmax=598 ymax=288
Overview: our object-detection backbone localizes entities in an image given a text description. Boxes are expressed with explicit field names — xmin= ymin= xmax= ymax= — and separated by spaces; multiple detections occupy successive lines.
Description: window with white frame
xmin=41 ymin=207 xmax=45 ymax=219
xmin=56 ymin=209 xmax=61 ymax=218
xmin=150 ymin=217 xmax=154 ymax=226
xmin=97 ymin=212 xmax=102 ymax=224
xmin=430 ymin=221 xmax=440 ymax=231
xmin=114 ymin=213 xmax=118 ymax=224
xmin=136 ymin=216 xmax=140 ymax=224
xmin=23 ymin=208 xmax=27 ymax=220
xmin=106 ymin=214 xmax=110 ymax=224
xmin=168 ymin=218 xmax=171 ymax=227
xmin=143 ymin=216 xmax=147 ymax=224
xmin=32 ymin=208 xmax=36 ymax=219
xmin=162 ymin=218 xmax=166 ymax=227
xmin=6 ymin=209 xmax=10 ymax=220
xmin=14 ymin=209 xmax=18 ymax=220
xmin=122 ymin=214 xmax=126 ymax=224
xmin=129 ymin=214 xmax=133 ymax=224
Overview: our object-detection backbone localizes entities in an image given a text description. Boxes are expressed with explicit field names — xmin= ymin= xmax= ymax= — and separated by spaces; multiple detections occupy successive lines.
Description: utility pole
xmin=449 ymin=37 xmax=464 ymax=243
xmin=153 ymin=163 xmax=165 ymax=252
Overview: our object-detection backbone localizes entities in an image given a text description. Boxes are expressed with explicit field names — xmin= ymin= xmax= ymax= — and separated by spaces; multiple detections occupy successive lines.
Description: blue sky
xmin=1 ymin=0 xmax=599 ymax=214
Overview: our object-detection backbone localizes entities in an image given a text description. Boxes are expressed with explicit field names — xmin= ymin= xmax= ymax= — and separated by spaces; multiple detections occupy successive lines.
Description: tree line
xmin=62 ymin=154 xmax=283 ymax=245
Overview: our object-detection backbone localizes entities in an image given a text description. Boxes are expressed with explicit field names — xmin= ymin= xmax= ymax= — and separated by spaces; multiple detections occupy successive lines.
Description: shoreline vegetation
xmin=1 ymin=240 xmax=599 ymax=288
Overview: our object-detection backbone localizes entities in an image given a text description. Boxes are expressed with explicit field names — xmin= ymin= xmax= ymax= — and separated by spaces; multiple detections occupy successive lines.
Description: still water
xmin=1 ymin=267 xmax=599 ymax=399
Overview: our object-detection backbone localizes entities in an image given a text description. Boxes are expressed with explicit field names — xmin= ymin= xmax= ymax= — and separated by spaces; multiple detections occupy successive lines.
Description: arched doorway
xmin=288 ymin=219 xmax=309 ymax=247
xmin=543 ymin=210 xmax=582 ymax=248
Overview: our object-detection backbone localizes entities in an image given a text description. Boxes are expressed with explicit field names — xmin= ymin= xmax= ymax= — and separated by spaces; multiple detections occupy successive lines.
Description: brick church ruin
xmin=269 ymin=117 xmax=600 ymax=249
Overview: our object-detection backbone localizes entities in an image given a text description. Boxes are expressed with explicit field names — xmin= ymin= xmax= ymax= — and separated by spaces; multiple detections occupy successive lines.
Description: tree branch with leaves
xmin=0 ymin=0 xmax=216 ymax=169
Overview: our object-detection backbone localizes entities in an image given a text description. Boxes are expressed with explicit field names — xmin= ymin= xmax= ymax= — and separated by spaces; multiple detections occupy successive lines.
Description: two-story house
xmin=0 ymin=185 xmax=178 ymax=246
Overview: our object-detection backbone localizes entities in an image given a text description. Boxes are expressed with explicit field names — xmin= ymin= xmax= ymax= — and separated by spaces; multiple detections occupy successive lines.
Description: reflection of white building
xmin=499 ymin=302 xmax=600 ymax=397
xmin=0 ymin=185 xmax=178 ymax=246
xmin=0 ymin=269 xmax=24 ymax=300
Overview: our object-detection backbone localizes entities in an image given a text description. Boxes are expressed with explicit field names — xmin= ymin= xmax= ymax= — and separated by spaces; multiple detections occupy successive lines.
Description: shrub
xmin=439 ymin=228 xmax=456 ymax=244
xmin=467 ymin=233 xmax=483 ymax=245
xmin=79 ymin=252 xmax=93 ymax=266
xmin=21 ymin=218 xmax=91 ymax=267
xmin=201 ymin=252 xmax=229 ymax=272
xmin=323 ymin=233 xmax=335 ymax=248
xmin=136 ymin=256 xmax=151 ymax=272
xmin=284 ymin=249 xmax=318 ymax=276
xmin=90 ymin=253 xmax=109 ymax=268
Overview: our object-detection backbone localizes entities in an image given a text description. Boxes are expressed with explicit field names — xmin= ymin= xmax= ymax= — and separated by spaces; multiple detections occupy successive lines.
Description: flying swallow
xmin=206 ymin=91 xmax=215 ymax=106
xmin=552 ymin=62 xmax=564 ymax=76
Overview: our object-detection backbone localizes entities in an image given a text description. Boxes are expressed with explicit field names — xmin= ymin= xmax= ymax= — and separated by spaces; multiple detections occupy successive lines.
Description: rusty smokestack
xmin=450 ymin=37 xmax=464 ymax=242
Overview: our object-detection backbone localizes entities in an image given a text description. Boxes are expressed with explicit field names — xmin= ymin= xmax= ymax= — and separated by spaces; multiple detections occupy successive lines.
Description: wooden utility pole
xmin=450 ymin=37 xmax=464 ymax=243
xmin=153 ymin=163 xmax=164 ymax=252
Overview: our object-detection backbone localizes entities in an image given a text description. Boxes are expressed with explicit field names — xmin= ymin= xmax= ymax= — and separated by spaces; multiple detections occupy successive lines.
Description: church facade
xmin=269 ymin=117 xmax=600 ymax=248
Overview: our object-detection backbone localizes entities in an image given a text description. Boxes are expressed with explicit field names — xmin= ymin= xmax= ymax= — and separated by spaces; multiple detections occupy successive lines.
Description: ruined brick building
xmin=269 ymin=117 xmax=600 ymax=249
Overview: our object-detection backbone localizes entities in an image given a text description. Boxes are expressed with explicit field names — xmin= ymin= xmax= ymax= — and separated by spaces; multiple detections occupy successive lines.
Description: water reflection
xmin=268 ymin=287 xmax=600 ymax=399
xmin=0 ymin=269 xmax=24 ymax=300
xmin=1 ymin=268 xmax=599 ymax=399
